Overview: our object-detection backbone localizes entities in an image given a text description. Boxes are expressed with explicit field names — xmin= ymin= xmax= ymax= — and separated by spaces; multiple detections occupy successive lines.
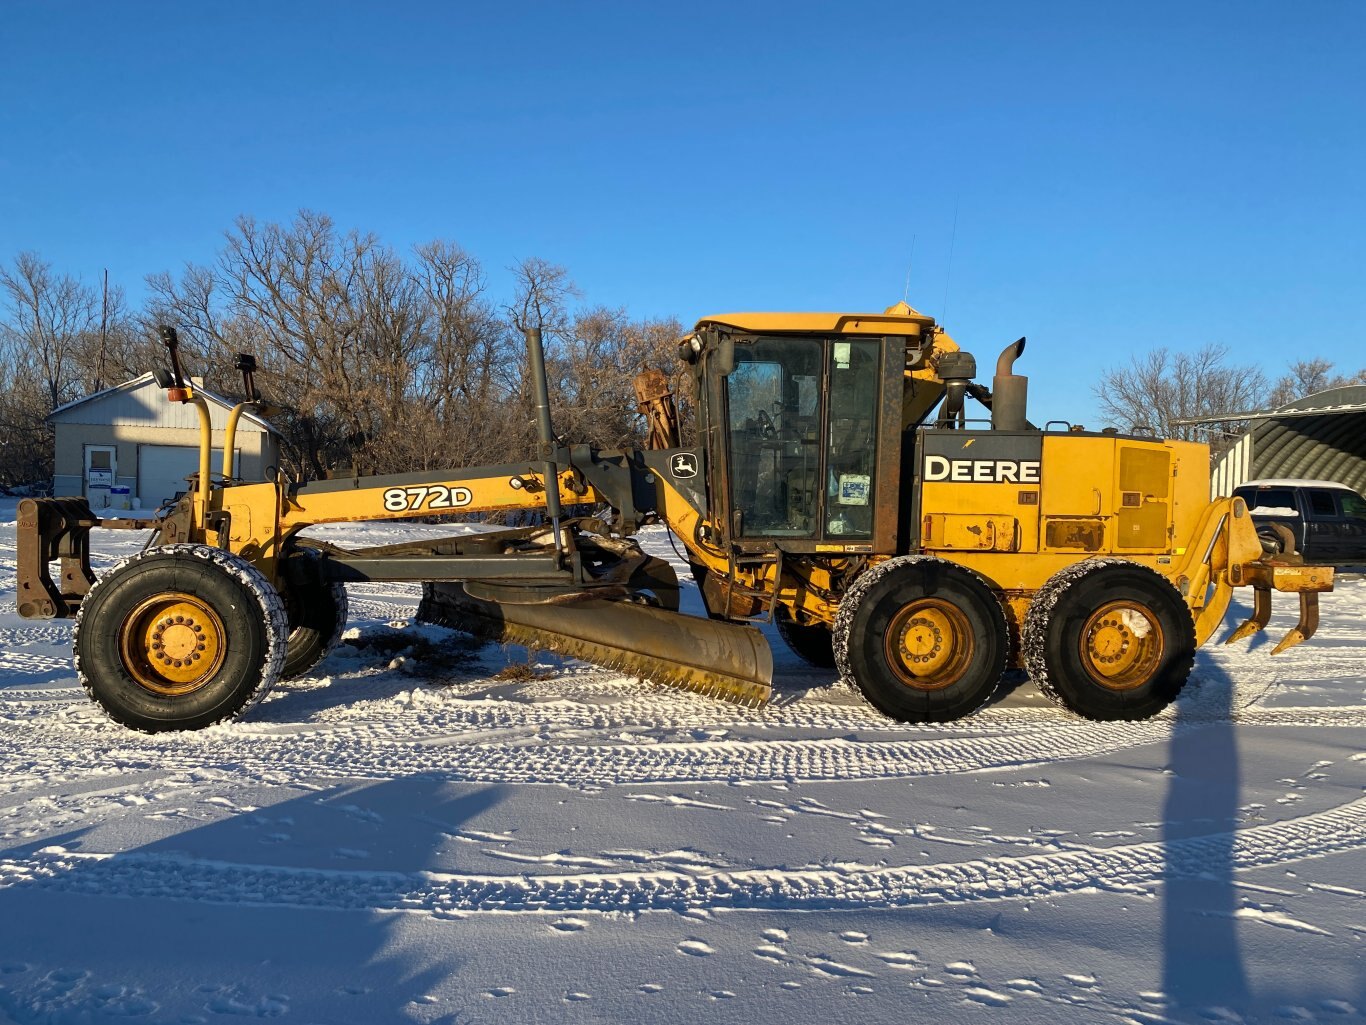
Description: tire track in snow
xmin=3 ymin=798 xmax=1362 ymax=917
xmin=0 ymin=651 xmax=72 ymax=675
xmin=0 ymin=705 xmax=1362 ymax=789
xmin=345 ymin=598 xmax=420 ymax=621
xmin=261 ymin=689 xmax=1366 ymax=741
xmin=6 ymin=651 xmax=1353 ymax=742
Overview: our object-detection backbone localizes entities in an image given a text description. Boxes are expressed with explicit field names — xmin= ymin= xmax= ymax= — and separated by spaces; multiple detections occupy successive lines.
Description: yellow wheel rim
xmin=884 ymin=598 xmax=974 ymax=691
xmin=118 ymin=592 xmax=227 ymax=696
xmin=1078 ymin=600 xmax=1165 ymax=691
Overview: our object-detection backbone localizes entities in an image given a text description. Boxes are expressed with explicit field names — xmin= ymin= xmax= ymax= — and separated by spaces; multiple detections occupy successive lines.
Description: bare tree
xmin=1093 ymin=344 xmax=1268 ymax=442
xmin=553 ymin=307 xmax=687 ymax=449
xmin=1 ymin=215 xmax=696 ymax=487
xmin=1267 ymin=358 xmax=1366 ymax=409
xmin=505 ymin=257 xmax=580 ymax=339
xmin=214 ymin=212 xmax=430 ymax=477
xmin=409 ymin=241 xmax=516 ymax=468
xmin=0 ymin=253 xmax=120 ymax=486
xmin=0 ymin=252 xmax=100 ymax=411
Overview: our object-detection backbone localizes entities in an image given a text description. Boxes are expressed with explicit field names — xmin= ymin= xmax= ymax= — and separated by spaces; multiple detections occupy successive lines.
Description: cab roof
xmin=694 ymin=302 xmax=937 ymax=336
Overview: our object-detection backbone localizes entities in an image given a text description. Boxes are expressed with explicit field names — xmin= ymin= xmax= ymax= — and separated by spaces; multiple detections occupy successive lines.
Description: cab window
xmin=824 ymin=339 xmax=880 ymax=538
xmin=727 ymin=338 xmax=823 ymax=536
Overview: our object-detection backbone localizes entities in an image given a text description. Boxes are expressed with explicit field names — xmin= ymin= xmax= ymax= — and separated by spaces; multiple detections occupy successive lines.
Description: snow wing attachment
xmin=16 ymin=498 xmax=99 ymax=619
xmin=16 ymin=497 xmax=152 ymax=620
xmin=418 ymin=583 xmax=774 ymax=706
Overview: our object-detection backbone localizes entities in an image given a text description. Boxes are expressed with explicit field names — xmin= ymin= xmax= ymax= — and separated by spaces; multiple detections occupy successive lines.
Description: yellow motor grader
xmin=16 ymin=306 xmax=1330 ymax=732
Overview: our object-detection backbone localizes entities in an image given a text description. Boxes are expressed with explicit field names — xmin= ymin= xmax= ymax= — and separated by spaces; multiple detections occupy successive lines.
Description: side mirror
xmin=233 ymin=353 xmax=260 ymax=402
xmin=714 ymin=335 xmax=735 ymax=376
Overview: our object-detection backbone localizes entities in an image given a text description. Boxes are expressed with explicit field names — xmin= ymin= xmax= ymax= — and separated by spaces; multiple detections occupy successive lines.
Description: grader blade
xmin=418 ymin=584 xmax=773 ymax=706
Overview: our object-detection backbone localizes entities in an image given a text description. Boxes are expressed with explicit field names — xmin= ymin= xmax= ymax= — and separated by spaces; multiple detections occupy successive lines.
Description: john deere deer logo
xmin=671 ymin=454 xmax=698 ymax=479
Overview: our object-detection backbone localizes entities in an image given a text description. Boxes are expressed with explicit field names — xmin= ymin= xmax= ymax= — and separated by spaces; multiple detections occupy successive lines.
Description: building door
xmin=137 ymin=444 xmax=214 ymax=509
xmin=84 ymin=445 xmax=117 ymax=507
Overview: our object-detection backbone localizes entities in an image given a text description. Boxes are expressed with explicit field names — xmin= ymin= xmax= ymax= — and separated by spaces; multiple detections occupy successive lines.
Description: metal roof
xmin=47 ymin=373 xmax=282 ymax=435
xmin=1209 ymin=385 xmax=1366 ymax=494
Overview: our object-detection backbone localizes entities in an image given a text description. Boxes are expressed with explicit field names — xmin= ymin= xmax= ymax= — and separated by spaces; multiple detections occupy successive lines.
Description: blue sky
xmin=2 ymin=1 xmax=1363 ymax=425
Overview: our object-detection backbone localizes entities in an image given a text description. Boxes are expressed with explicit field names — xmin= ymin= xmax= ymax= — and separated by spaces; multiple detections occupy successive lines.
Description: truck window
xmin=1245 ymin=488 xmax=1297 ymax=516
xmin=1309 ymin=491 xmax=1338 ymax=517
xmin=1340 ymin=492 xmax=1366 ymax=521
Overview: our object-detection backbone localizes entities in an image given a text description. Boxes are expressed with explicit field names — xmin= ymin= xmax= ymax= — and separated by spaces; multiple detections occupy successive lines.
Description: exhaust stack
xmin=991 ymin=337 xmax=1029 ymax=431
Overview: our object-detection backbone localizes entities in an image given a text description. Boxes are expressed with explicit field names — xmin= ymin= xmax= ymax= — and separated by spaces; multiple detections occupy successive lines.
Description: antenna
xmin=941 ymin=196 xmax=959 ymax=324
xmin=902 ymin=234 xmax=917 ymax=303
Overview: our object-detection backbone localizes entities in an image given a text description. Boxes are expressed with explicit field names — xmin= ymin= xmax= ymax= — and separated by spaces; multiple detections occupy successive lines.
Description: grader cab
xmin=16 ymin=306 xmax=1331 ymax=732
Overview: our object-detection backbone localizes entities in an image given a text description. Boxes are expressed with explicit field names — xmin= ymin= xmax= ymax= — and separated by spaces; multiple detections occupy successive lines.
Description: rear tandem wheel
xmin=73 ymin=544 xmax=289 ymax=732
xmin=1023 ymin=558 xmax=1195 ymax=721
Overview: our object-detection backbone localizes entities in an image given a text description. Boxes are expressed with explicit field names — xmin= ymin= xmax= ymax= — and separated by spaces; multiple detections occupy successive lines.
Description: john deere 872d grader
xmin=17 ymin=303 xmax=1331 ymax=732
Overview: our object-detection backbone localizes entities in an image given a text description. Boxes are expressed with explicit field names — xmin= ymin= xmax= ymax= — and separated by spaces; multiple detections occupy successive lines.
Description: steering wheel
xmin=756 ymin=408 xmax=777 ymax=439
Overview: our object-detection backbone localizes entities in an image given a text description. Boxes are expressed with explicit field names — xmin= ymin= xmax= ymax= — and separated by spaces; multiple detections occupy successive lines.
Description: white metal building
xmin=1205 ymin=385 xmax=1366 ymax=498
xmin=48 ymin=374 xmax=282 ymax=510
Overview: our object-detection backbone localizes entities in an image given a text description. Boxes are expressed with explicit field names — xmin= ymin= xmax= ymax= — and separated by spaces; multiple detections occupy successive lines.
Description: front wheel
xmin=833 ymin=556 xmax=1009 ymax=722
xmin=280 ymin=549 xmax=349 ymax=680
xmin=1023 ymin=559 xmax=1195 ymax=721
xmin=74 ymin=545 xmax=289 ymax=732
xmin=775 ymin=607 xmax=836 ymax=668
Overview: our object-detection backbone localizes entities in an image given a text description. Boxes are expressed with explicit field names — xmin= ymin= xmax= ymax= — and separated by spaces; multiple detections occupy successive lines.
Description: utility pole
xmin=97 ymin=268 xmax=109 ymax=391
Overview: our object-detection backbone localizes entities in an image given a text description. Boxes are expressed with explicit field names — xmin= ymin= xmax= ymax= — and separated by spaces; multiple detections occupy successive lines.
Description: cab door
xmin=718 ymin=334 xmax=897 ymax=552
xmin=1336 ymin=489 xmax=1366 ymax=564
xmin=1306 ymin=488 xmax=1345 ymax=561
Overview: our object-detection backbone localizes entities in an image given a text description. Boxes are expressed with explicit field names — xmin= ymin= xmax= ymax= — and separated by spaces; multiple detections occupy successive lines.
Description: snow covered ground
xmin=0 ymin=501 xmax=1362 ymax=1024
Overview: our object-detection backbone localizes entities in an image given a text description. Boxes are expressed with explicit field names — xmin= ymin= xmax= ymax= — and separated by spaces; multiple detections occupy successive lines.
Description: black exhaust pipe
xmin=991 ymin=337 xmax=1029 ymax=431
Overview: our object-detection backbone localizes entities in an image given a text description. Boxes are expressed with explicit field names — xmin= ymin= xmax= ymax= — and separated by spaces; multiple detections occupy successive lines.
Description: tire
xmin=1258 ymin=522 xmax=1296 ymax=557
xmin=1023 ymin=558 xmax=1195 ymax=721
xmin=73 ymin=544 xmax=289 ymax=732
xmin=280 ymin=550 xmax=349 ymax=680
xmin=775 ymin=607 xmax=836 ymax=668
xmin=833 ymin=556 xmax=1009 ymax=722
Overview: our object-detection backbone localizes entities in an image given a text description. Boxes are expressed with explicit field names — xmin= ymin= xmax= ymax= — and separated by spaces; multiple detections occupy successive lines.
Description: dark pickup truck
xmin=1233 ymin=479 xmax=1366 ymax=565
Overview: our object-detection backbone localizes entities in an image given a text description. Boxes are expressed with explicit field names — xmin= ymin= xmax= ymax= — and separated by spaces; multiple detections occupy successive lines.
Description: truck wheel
xmin=1023 ymin=559 xmax=1194 ymax=721
xmin=833 ymin=556 xmax=1008 ymax=722
xmin=1258 ymin=522 xmax=1296 ymax=557
xmin=73 ymin=544 xmax=289 ymax=732
xmin=775 ymin=607 xmax=836 ymax=668
xmin=280 ymin=550 xmax=349 ymax=680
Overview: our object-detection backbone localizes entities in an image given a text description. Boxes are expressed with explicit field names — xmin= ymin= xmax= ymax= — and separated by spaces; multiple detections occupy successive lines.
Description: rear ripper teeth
xmin=417 ymin=584 xmax=773 ymax=707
